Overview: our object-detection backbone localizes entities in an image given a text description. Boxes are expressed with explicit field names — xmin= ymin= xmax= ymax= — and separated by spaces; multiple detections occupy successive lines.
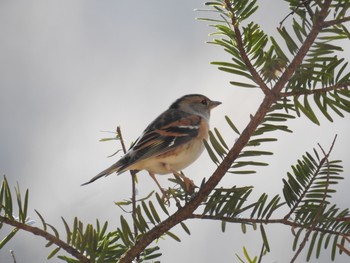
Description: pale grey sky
xmin=0 ymin=1 xmax=349 ymax=263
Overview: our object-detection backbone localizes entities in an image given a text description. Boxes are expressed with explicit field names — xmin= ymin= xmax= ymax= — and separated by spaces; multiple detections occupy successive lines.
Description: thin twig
xmin=302 ymin=0 xmax=314 ymax=19
xmin=116 ymin=126 xmax=139 ymax=261
xmin=10 ymin=250 xmax=17 ymax=263
xmin=337 ymin=234 xmax=350 ymax=256
xmin=257 ymin=243 xmax=265 ymax=263
xmin=279 ymin=0 xmax=314 ymax=28
xmin=116 ymin=126 xmax=127 ymax=154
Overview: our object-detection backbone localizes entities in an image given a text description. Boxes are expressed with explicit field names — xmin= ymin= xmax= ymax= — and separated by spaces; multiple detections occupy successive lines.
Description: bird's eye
xmin=201 ymin=99 xmax=208 ymax=105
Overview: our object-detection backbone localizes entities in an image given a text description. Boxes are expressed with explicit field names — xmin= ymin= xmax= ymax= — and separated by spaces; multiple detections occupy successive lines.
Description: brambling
xmin=82 ymin=94 xmax=221 ymax=193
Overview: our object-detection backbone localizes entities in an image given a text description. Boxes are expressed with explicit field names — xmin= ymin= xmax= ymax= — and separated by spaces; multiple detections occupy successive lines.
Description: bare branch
xmin=117 ymin=126 xmax=139 ymax=260
xmin=116 ymin=126 xmax=127 ymax=154
xmin=10 ymin=250 xmax=17 ymax=263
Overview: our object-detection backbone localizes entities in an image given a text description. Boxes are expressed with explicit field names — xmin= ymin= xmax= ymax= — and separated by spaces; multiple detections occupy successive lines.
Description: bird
xmin=82 ymin=94 xmax=221 ymax=193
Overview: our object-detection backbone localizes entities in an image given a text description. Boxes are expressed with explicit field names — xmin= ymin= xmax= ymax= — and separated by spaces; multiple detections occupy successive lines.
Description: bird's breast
xmin=143 ymin=138 xmax=205 ymax=174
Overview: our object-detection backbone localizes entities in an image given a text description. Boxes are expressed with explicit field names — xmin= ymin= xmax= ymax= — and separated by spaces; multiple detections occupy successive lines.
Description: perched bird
xmin=82 ymin=94 xmax=221 ymax=192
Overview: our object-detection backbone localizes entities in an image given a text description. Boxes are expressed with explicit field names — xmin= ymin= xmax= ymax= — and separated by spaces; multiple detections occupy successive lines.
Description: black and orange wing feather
xmin=118 ymin=109 xmax=202 ymax=171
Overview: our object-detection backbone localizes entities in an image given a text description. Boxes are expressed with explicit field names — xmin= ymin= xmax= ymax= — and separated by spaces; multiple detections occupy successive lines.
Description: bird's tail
xmin=81 ymin=161 xmax=123 ymax=186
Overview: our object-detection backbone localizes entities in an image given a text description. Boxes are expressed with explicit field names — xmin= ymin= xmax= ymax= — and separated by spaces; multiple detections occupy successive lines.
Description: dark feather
xmin=116 ymin=109 xmax=201 ymax=172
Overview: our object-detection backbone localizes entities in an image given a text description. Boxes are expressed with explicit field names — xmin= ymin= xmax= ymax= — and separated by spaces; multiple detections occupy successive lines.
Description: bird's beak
xmin=209 ymin=100 xmax=222 ymax=109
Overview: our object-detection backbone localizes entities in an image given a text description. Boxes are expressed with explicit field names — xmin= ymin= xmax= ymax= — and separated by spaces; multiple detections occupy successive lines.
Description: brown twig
xmin=116 ymin=126 xmax=139 ymax=261
xmin=10 ymin=250 xmax=17 ymax=263
xmin=337 ymin=234 xmax=350 ymax=256
xmin=0 ymin=216 xmax=89 ymax=263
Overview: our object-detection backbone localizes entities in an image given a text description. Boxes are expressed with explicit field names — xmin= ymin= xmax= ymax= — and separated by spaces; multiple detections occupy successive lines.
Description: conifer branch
xmin=0 ymin=216 xmax=89 ymax=263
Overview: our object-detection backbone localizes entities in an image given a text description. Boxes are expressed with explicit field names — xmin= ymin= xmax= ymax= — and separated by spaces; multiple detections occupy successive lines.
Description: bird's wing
xmin=118 ymin=109 xmax=202 ymax=171
xmin=81 ymin=110 xmax=202 ymax=186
